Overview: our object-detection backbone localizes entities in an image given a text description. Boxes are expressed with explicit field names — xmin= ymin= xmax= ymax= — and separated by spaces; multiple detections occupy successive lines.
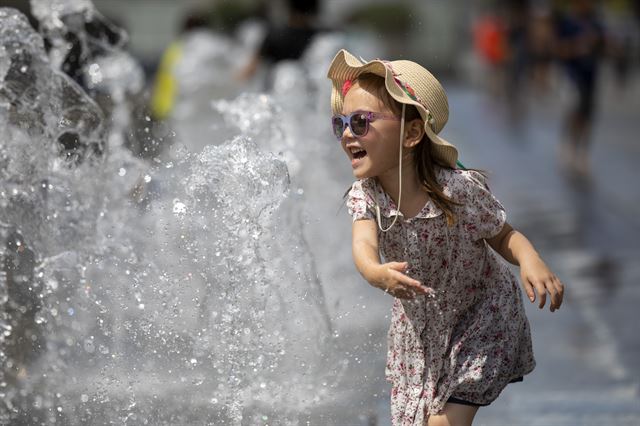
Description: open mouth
xmin=351 ymin=147 xmax=367 ymax=159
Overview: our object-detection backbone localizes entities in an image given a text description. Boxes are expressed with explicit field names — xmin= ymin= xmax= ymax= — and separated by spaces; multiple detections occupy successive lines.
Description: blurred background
xmin=1 ymin=0 xmax=639 ymax=424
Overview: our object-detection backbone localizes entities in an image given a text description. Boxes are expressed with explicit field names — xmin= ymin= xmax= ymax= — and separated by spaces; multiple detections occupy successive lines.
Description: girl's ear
xmin=403 ymin=119 xmax=425 ymax=148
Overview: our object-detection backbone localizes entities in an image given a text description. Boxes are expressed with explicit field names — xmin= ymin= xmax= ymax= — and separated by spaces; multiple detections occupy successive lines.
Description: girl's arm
xmin=352 ymin=219 xmax=430 ymax=299
xmin=486 ymin=222 xmax=565 ymax=312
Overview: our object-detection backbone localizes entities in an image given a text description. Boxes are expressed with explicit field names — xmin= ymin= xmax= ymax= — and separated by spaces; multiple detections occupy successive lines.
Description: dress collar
xmin=365 ymin=177 xmax=443 ymax=220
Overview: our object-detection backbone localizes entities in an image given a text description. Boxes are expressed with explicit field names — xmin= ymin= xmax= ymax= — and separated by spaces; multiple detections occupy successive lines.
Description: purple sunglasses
xmin=331 ymin=111 xmax=399 ymax=140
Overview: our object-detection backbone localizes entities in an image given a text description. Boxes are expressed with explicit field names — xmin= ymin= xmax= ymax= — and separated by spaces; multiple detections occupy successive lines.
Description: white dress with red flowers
xmin=346 ymin=168 xmax=535 ymax=425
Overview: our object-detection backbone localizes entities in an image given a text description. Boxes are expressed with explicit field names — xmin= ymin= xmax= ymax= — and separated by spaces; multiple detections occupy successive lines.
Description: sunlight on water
xmin=0 ymin=3 xmax=343 ymax=424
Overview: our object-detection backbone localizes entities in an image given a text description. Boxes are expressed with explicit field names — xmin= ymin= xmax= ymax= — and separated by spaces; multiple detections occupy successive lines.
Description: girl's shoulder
xmin=437 ymin=167 xmax=491 ymax=202
xmin=349 ymin=177 xmax=377 ymax=200
xmin=346 ymin=178 xmax=380 ymax=220
xmin=438 ymin=168 xmax=507 ymax=238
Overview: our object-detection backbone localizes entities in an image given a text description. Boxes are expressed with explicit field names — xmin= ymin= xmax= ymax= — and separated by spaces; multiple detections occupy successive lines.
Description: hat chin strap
xmin=376 ymin=103 xmax=405 ymax=233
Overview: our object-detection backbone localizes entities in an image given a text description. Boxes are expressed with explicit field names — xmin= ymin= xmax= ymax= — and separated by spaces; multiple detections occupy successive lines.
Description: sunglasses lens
xmin=332 ymin=116 xmax=344 ymax=139
xmin=350 ymin=113 xmax=368 ymax=136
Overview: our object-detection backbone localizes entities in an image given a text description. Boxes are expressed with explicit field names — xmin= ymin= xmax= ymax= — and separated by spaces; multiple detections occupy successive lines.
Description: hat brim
xmin=327 ymin=49 xmax=458 ymax=169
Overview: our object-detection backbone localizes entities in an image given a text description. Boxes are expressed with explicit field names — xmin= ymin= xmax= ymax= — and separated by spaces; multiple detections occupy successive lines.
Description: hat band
xmin=380 ymin=60 xmax=438 ymax=129
xmin=380 ymin=60 xmax=426 ymax=107
xmin=341 ymin=80 xmax=353 ymax=96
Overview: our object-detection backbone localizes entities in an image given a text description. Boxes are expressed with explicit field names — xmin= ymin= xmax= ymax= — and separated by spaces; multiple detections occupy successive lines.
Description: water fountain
xmin=0 ymin=2 xmax=354 ymax=423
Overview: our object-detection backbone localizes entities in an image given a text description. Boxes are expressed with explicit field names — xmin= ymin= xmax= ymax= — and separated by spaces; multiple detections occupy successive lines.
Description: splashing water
xmin=0 ymin=4 xmax=338 ymax=424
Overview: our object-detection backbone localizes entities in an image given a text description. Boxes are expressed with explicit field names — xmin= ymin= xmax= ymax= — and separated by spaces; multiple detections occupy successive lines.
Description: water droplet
xmin=173 ymin=200 xmax=187 ymax=216
xmin=118 ymin=168 xmax=127 ymax=177
xmin=87 ymin=63 xmax=102 ymax=84
xmin=47 ymin=279 xmax=59 ymax=290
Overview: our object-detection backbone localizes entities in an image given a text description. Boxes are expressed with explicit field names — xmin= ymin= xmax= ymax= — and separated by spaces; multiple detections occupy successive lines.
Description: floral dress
xmin=346 ymin=168 xmax=535 ymax=425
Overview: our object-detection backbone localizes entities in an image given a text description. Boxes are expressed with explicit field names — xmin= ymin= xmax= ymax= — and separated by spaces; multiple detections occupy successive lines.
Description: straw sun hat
xmin=327 ymin=49 xmax=458 ymax=168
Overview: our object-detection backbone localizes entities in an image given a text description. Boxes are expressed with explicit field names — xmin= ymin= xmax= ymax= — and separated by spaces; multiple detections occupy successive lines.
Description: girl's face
xmin=340 ymin=82 xmax=403 ymax=181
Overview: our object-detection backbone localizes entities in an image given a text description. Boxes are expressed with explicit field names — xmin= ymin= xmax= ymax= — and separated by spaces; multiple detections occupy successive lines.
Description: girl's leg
xmin=426 ymin=402 xmax=479 ymax=426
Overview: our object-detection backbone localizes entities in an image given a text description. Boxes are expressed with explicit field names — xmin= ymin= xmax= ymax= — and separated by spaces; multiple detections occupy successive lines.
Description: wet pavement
xmin=449 ymin=72 xmax=640 ymax=425
xmin=308 ymin=70 xmax=640 ymax=425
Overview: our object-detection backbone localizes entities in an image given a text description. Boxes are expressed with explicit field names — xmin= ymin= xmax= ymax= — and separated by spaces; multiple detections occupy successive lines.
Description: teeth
xmin=350 ymin=147 xmax=365 ymax=154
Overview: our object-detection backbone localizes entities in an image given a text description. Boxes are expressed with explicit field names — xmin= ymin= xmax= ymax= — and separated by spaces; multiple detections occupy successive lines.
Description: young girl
xmin=327 ymin=50 xmax=565 ymax=426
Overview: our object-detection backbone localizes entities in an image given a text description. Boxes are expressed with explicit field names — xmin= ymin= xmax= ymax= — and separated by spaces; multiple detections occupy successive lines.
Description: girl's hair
xmin=354 ymin=73 xmax=459 ymax=225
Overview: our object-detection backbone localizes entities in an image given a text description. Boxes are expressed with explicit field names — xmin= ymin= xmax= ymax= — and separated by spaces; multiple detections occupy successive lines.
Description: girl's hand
xmin=520 ymin=256 xmax=565 ymax=312
xmin=372 ymin=262 xmax=433 ymax=299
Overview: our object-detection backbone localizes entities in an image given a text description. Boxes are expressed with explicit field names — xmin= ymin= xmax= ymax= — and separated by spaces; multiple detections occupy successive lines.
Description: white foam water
xmin=0 ymin=5 xmax=346 ymax=424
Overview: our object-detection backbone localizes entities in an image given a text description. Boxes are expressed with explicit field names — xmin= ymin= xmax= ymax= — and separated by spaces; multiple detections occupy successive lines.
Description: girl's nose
xmin=341 ymin=123 xmax=354 ymax=140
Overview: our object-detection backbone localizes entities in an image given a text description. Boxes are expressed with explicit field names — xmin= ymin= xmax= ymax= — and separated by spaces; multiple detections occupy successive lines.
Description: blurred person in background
xmin=150 ymin=11 xmax=210 ymax=122
xmin=237 ymin=0 xmax=321 ymax=87
xmin=554 ymin=0 xmax=606 ymax=177
xmin=473 ymin=9 xmax=509 ymax=97
xmin=503 ymin=0 xmax=531 ymax=121
xmin=472 ymin=2 xmax=530 ymax=121
xmin=141 ymin=10 xmax=212 ymax=162
xmin=528 ymin=5 xmax=556 ymax=93
xmin=604 ymin=0 xmax=639 ymax=90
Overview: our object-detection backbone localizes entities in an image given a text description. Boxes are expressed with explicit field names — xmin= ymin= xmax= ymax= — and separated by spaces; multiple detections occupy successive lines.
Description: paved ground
xmin=306 ymin=69 xmax=640 ymax=425
xmin=450 ymin=71 xmax=640 ymax=426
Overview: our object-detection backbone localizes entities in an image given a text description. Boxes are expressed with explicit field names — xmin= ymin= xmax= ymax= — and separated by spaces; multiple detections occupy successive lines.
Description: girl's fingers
xmin=532 ymin=280 xmax=547 ymax=309
xmin=387 ymin=270 xmax=432 ymax=297
xmin=524 ymin=275 xmax=565 ymax=312
xmin=385 ymin=263 xmax=434 ymax=298
xmin=522 ymin=280 xmax=535 ymax=303
xmin=401 ymin=277 xmax=431 ymax=294
xmin=545 ymin=279 xmax=558 ymax=311
xmin=543 ymin=276 xmax=565 ymax=312
xmin=387 ymin=262 xmax=409 ymax=272
xmin=403 ymin=277 xmax=425 ymax=289
xmin=554 ymin=277 xmax=565 ymax=307
xmin=389 ymin=269 xmax=422 ymax=288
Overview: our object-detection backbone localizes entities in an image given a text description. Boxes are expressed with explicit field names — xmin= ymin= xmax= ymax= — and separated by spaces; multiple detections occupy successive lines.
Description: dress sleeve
xmin=346 ymin=180 xmax=375 ymax=222
xmin=461 ymin=171 xmax=507 ymax=240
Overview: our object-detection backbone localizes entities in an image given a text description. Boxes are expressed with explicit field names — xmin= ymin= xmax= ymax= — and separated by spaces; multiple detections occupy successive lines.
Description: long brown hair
xmin=354 ymin=73 xmax=459 ymax=225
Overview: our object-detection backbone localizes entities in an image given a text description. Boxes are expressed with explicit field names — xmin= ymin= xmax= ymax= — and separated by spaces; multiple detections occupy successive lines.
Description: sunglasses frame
xmin=331 ymin=111 xmax=399 ymax=140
